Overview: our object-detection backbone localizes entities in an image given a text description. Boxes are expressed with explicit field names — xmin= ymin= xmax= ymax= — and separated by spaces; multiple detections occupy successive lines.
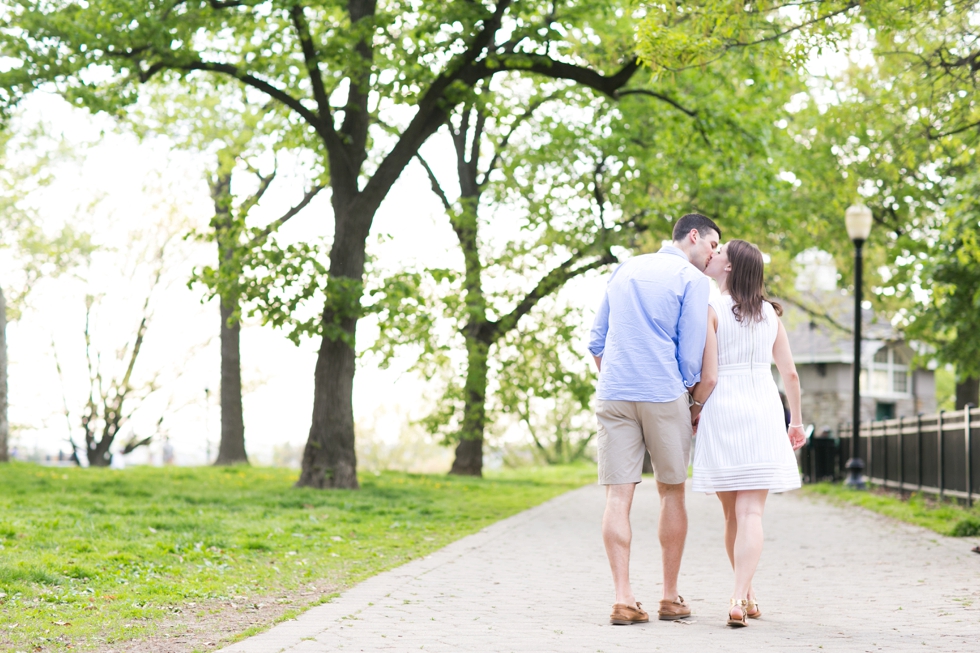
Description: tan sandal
xmin=746 ymin=598 xmax=761 ymax=619
xmin=727 ymin=599 xmax=748 ymax=627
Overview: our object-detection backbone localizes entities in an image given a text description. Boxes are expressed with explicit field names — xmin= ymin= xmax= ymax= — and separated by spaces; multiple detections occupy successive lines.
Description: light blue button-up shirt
xmin=588 ymin=246 xmax=710 ymax=402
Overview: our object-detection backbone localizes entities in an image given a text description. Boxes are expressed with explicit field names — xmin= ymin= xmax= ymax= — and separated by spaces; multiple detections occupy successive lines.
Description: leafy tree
xmin=128 ymin=83 xmax=324 ymax=465
xmin=0 ymin=124 xmax=93 ymax=461
xmin=902 ymin=174 xmax=980 ymax=407
xmin=371 ymin=43 xmax=821 ymax=475
xmin=639 ymin=2 xmax=980 ymax=410
xmin=57 ymin=222 xmax=189 ymax=467
xmin=2 ymin=0 xmax=654 ymax=488
xmin=793 ymin=1 xmax=980 ymax=402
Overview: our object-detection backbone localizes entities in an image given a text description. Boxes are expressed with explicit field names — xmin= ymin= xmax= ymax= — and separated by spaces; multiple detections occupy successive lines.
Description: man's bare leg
xmin=602 ymin=483 xmax=638 ymax=606
xmin=657 ymin=480 xmax=687 ymax=600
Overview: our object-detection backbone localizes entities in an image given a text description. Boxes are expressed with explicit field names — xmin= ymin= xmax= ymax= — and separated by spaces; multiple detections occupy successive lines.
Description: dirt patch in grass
xmin=117 ymin=583 xmax=338 ymax=653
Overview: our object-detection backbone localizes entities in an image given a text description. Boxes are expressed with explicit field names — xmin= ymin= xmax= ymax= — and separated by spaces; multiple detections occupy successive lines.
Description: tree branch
xmin=928 ymin=118 xmax=980 ymax=140
xmin=237 ymin=167 xmax=277 ymax=218
xmin=477 ymin=55 xmax=640 ymax=98
xmin=479 ymin=95 xmax=554 ymax=187
xmin=356 ymin=0 xmax=513 ymax=215
xmin=149 ymin=60 xmax=339 ymax=151
xmin=415 ymin=153 xmax=452 ymax=212
xmin=490 ymin=248 xmax=618 ymax=341
xmin=338 ymin=0 xmax=377 ymax=173
xmin=248 ymin=185 xmax=325 ymax=247
xmin=289 ymin=5 xmax=333 ymax=122
xmin=616 ymin=88 xmax=697 ymax=117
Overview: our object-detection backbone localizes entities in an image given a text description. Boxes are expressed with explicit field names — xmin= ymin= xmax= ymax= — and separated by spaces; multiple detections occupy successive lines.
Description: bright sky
xmin=4 ymin=28 xmax=871 ymax=469
xmin=5 ymin=90 xmax=607 ymax=468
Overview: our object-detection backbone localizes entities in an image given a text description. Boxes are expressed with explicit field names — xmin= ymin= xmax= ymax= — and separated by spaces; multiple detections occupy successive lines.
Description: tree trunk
xmin=448 ymin=188 xmax=490 ymax=476
xmin=0 ymin=287 xmax=8 ymax=462
xmin=214 ymin=297 xmax=248 ymax=464
xmin=87 ymin=432 xmax=113 ymax=466
xmin=450 ymin=337 xmax=489 ymax=476
xmin=956 ymin=377 xmax=980 ymax=410
xmin=211 ymin=172 xmax=248 ymax=466
xmin=295 ymin=202 xmax=369 ymax=489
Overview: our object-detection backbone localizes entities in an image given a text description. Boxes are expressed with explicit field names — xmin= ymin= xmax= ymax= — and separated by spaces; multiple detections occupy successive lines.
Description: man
xmin=588 ymin=213 xmax=720 ymax=625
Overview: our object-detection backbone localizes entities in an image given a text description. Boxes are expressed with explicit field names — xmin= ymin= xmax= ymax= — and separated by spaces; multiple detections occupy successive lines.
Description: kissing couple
xmin=588 ymin=213 xmax=806 ymax=627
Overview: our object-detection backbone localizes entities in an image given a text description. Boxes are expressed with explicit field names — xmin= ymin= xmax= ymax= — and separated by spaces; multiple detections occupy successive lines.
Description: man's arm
xmin=588 ymin=291 xmax=610 ymax=371
xmin=676 ymin=276 xmax=710 ymax=388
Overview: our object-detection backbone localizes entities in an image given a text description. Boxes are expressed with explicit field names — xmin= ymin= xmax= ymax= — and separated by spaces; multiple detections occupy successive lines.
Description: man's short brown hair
xmin=672 ymin=213 xmax=721 ymax=242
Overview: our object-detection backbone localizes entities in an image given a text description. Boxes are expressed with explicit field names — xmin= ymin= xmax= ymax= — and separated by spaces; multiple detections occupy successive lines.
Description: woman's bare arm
xmin=690 ymin=306 xmax=719 ymax=425
xmin=772 ymin=316 xmax=806 ymax=450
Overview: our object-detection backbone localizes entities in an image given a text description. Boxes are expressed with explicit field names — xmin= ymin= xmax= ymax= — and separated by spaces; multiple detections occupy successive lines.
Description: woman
xmin=690 ymin=240 xmax=806 ymax=627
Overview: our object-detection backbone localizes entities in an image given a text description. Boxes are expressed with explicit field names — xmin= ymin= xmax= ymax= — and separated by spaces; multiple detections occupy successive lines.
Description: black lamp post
xmin=844 ymin=203 xmax=872 ymax=489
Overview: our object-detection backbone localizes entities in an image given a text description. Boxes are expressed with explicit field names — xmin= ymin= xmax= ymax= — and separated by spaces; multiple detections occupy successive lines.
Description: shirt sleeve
xmin=677 ymin=275 xmax=710 ymax=387
xmin=588 ymin=291 xmax=610 ymax=357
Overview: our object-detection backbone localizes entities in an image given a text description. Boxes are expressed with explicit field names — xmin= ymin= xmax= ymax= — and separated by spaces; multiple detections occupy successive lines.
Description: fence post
xmin=899 ymin=415 xmax=905 ymax=493
xmin=839 ymin=422 xmax=847 ymax=480
xmin=917 ymin=413 xmax=923 ymax=492
xmin=966 ymin=405 xmax=972 ymax=507
xmin=938 ymin=410 xmax=945 ymax=501
xmin=866 ymin=420 xmax=873 ymax=485
xmin=882 ymin=420 xmax=888 ymax=486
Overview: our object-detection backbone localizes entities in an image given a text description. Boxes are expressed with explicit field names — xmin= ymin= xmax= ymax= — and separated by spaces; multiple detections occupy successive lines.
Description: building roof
xmin=777 ymin=290 xmax=902 ymax=365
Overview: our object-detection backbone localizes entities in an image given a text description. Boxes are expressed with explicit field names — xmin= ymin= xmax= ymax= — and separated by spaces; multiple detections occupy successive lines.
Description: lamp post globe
xmin=845 ymin=203 xmax=873 ymax=242
xmin=845 ymin=203 xmax=872 ymax=489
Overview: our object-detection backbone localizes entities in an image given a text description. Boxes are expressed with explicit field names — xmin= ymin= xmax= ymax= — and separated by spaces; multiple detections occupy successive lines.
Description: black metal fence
xmin=833 ymin=406 xmax=979 ymax=504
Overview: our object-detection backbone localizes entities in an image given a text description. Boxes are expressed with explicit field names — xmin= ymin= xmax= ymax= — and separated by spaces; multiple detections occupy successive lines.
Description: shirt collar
xmin=659 ymin=245 xmax=690 ymax=262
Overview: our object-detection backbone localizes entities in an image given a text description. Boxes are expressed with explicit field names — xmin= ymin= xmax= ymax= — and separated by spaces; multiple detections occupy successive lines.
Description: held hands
xmin=690 ymin=405 xmax=702 ymax=435
xmin=787 ymin=425 xmax=806 ymax=451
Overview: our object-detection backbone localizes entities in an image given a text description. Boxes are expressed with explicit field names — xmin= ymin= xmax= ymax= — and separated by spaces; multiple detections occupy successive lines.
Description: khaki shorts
xmin=596 ymin=394 xmax=693 ymax=485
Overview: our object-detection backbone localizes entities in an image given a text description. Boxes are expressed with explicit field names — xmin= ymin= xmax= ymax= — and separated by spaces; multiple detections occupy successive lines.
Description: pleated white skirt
xmin=692 ymin=365 xmax=801 ymax=493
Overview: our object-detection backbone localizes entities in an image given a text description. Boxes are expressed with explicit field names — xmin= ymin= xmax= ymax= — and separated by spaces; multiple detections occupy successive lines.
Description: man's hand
xmin=788 ymin=425 xmax=806 ymax=451
xmin=593 ymin=355 xmax=602 ymax=371
xmin=690 ymin=405 xmax=702 ymax=435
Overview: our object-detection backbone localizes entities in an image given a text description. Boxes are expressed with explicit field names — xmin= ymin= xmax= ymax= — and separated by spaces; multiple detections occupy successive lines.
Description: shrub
xmin=949 ymin=517 xmax=980 ymax=537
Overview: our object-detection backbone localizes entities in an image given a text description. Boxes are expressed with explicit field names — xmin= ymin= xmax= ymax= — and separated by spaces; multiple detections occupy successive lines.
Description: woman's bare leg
xmin=718 ymin=491 xmax=757 ymax=604
xmin=717 ymin=491 xmax=737 ymax=568
xmin=730 ymin=489 xmax=768 ymax=618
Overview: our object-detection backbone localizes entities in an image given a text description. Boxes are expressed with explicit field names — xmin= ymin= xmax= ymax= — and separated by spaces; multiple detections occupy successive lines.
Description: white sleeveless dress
xmin=692 ymin=295 xmax=801 ymax=493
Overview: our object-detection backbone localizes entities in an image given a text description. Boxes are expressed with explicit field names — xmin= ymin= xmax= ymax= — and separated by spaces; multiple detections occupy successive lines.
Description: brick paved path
xmin=222 ymin=483 xmax=980 ymax=653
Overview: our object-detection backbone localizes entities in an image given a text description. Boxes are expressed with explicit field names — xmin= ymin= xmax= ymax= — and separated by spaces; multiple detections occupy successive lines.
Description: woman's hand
xmin=787 ymin=425 xmax=806 ymax=451
xmin=690 ymin=405 xmax=702 ymax=435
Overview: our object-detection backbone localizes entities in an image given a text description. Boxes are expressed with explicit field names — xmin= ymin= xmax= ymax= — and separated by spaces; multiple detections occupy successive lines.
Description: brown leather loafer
xmin=658 ymin=595 xmax=692 ymax=620
xmin=610 ymin=601 xmax=649 ymax=625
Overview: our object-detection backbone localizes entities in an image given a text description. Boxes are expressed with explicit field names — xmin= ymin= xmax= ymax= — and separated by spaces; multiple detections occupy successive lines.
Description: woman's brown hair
xmin=726 ymin=239 xmax=783 ymax=323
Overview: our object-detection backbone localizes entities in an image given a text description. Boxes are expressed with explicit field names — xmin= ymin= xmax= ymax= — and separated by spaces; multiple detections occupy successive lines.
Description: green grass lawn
xmin=0 ymin=462 xmax=595 ymax=652
xmin=802 ymin=482 xmax=980 ymax=537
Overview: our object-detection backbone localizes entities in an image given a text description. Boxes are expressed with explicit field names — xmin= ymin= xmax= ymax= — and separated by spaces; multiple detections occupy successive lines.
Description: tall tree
xmin=62 ymin=223 xmax=189 ymax=467
xmin=0 ymin=124 xmax=92 ymax=461
xmin=793 ymin=1 xmax=980 ymax=399
xmin=371 ymin=46 xmax=817 ymax=475
xmin=1 ymin=0 xmax=650 ymax=487
xmin=377 ymin=92 xmax=618 ymax=475
xmin=204 ymin=151 xmax=323 ymax=464
xmin=128 ymin=84 xmax=325 ymax=465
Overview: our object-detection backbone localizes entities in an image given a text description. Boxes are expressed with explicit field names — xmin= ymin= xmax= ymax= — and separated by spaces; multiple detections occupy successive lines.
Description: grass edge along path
xmin=801 ymin=482 xmax=980 ymax=538
xmin=0 ymin=462 xmax=596 ymax=653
